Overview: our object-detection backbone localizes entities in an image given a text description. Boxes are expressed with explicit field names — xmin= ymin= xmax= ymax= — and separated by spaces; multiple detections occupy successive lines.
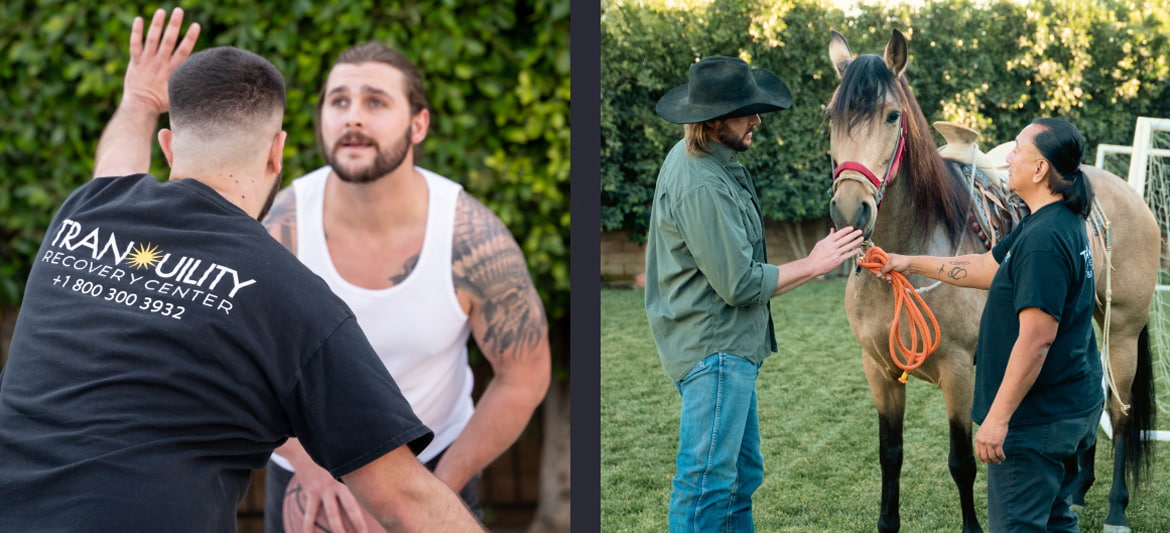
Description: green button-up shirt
xmin=645 ymin=139 xmax=780 ymax=381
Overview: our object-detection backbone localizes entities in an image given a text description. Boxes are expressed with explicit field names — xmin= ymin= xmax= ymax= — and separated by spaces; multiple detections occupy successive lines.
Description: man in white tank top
xmin=260 ymin=42 xmax=550 ymax=532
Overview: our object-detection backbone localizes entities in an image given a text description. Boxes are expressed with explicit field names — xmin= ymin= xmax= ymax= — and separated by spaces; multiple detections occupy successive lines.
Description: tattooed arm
xmin=260 ymin=187 xmax=298 ymax=254
xmin=437 ymin=193 xmax=551 ymax=491
xmin=878 ymin=250 xmax=999 ymax=289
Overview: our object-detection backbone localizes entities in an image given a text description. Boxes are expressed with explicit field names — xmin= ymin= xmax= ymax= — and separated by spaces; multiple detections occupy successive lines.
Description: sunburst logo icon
xmin=125 ymin=243 xmax=163 ymax=270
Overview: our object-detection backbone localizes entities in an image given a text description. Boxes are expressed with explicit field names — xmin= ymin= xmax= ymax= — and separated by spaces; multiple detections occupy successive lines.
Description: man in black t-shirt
xmin=878 ymin=118 xmax=1103 ymax=531
xmin=0 ymin=8 xmax=483 ymax=532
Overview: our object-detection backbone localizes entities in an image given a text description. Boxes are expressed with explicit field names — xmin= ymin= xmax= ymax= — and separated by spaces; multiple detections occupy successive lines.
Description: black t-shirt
xmin=0 ymin=176 xmax=432 ymax=532
xmin=972 ymin=201 xmax=1103 ymax=427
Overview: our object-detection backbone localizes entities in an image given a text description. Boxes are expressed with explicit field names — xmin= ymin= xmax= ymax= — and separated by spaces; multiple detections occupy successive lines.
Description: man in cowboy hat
xmin=644 ymin=56 xmax=863 ymax=531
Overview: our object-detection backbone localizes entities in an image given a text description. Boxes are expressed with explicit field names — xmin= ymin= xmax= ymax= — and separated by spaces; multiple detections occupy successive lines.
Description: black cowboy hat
xmin=655 ymin=56 xmax=793 ymax=124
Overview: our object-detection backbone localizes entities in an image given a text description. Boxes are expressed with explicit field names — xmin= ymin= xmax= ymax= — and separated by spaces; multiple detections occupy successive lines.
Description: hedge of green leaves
xmin=602 ymin=0 xmax=1170 ymax=239
xmin=0 ymin=0 xmax=571 ymax=331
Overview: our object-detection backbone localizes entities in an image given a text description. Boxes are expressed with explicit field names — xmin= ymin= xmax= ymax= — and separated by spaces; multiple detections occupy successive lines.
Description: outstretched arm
xmin=93 ymin=8 xmax=200 ymax=178
xmin=344 ymin=445 xmax=486 ymax=532
xmin=771 ymin=226 xmax=864 ymax=297
xmin=439 ymin=193 xmax=551 ymax=492
xmin=877 ymin=250 xmax=999 ymax=289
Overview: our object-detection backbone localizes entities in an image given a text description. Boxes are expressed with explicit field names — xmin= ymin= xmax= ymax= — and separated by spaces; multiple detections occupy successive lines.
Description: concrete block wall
xmin=601 ymin=217 xmax=839 ymax=282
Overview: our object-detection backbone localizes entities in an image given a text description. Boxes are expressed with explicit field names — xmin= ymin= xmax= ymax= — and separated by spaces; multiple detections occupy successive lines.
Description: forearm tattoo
xmin=938 ymin=259 xmax=969 ymax=281
xmin=261 ymin=188 xmax=298 ymax=254
xmin=452 ymin=193 xmax=547 ymax=363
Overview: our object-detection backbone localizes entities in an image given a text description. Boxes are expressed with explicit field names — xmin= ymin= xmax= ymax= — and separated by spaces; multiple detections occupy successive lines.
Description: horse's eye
xmin=886 ymin=111 xmax=901 ymax=124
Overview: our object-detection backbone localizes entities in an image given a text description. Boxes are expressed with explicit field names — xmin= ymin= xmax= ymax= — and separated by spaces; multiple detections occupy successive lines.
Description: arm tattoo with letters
xmin=938 ymin=259 xmax=969 ymax=281
xmin=261 ymin=188 xmax=298 ymax=254
xmin=451 ymin=193 xmax=547 ymax=363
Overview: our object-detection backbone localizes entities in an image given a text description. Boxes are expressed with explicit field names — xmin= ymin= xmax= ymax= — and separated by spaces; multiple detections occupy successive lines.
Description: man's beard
xmin=713 ymin=121 xmax=752 ymax=152
xmin=327 ymin=126 xmax=412 ymax=184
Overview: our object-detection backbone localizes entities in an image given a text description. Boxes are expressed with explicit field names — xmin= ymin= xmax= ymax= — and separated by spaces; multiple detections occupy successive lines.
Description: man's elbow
xmin=715 ymin=284 xmax=762 ymax=307
xmin=523 ymin=345 xmax=553 ymax=405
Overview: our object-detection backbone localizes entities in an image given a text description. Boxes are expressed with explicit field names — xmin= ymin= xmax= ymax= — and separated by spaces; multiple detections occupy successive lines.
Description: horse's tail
xmin=1122 ymin=324 xmax=1156 ymax=489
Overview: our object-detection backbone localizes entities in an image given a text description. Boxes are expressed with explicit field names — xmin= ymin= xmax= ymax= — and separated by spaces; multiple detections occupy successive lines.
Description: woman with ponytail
xmin=877 ymin=117 xmax=1103 ymax=531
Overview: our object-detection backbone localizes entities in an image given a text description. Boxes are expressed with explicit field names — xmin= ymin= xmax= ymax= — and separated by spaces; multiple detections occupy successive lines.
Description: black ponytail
xmin=1031 ymin=117 xmax=1095 ymax=217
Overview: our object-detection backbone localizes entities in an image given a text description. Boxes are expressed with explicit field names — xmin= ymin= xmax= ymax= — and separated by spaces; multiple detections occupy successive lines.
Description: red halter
xmin=831 ymin=113 xmax=907 ymax=207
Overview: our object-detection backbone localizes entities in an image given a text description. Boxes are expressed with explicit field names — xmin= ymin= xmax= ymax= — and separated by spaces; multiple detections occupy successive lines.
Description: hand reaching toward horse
xmin=772 ymin=226 xmax=863 ymax=297
xmin=808 ymin=226 xmax=864 ymax=275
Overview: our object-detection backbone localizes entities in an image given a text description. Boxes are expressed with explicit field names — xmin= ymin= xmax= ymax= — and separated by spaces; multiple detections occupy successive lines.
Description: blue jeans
xmin=986 ymin=403 xmax=1102 ymax=532
xmin=670 ymin=353 xmax=764 ymax=533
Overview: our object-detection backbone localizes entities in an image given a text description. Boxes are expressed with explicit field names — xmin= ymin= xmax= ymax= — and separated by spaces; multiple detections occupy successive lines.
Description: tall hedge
xmin=602 ymin=0 xmax=1170 ymax=240
xmin=0 ymin=0 xmax=571 ymax=334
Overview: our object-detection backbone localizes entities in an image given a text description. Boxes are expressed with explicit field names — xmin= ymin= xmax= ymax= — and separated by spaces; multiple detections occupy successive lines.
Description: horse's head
xmin=826 ymin=29 xmax=910 ymax=240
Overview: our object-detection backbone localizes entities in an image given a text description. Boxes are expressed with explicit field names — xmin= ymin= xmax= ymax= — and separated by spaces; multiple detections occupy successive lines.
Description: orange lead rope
xmin=856 ymin=246 xmax=941 ymax=383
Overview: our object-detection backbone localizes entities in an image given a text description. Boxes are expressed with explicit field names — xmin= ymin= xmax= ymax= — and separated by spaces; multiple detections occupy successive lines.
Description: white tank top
xmin=273 ymin=166 xmax=474 ymax=467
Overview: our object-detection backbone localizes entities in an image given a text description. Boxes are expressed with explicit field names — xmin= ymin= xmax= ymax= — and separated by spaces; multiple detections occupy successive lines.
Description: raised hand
xmin=93 ymin=7 xmax=200 ymax=178
xmin=121 ymin=7 xmax=201 ymax=114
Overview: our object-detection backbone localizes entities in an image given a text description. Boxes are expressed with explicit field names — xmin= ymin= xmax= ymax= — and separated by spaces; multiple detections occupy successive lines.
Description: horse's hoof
xmin=1103 ymin=524 xmax=1132 ymax=533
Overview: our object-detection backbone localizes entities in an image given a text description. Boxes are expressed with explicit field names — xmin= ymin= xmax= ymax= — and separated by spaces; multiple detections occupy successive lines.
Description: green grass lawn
xmin=601 ymin=280 xmax=1170 ymax=532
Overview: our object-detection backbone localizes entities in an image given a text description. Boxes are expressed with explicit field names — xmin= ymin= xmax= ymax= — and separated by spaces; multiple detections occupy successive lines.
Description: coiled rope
xmin=857 ymin=246 xmax=942 ymax=384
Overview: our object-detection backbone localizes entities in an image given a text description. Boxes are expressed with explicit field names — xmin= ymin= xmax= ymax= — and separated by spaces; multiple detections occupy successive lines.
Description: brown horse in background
xmin=826 ymin=29 xmax=1158 ymax=533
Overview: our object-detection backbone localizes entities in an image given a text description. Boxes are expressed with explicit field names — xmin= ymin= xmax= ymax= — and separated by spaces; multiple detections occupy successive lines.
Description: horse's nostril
xmin=858 ymin=202 xmax=872 ymax=231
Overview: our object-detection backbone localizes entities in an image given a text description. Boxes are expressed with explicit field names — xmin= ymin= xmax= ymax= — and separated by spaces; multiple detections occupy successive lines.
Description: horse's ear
xmin=884 ymin=29 xmax=908 ymax=77
xmin=829 ymin=30 xmax=853 ymax=79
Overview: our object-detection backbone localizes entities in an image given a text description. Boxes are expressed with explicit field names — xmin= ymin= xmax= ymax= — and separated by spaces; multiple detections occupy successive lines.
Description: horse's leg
xmin=937 ymin=356 xmax=982 ymax=533
xmin=1101 ymin=332 xmax=1134 ymax=533
xmin=1100 ymin=325 xmax=1154 ymax=533
xmin=1105 ymin=432 xmax=1131 ymax=532
xmin=862 ymin=356 xmax=906 ymax=533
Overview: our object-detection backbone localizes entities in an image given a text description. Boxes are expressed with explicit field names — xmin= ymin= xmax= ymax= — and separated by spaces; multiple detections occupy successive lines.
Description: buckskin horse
xmin=825 ymin=28 xmax=1157 ymax=533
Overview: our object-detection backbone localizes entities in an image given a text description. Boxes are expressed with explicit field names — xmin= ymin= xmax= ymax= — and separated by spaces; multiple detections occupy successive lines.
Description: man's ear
xmin=411 ymin=109 xmax=430 ymax=145
xmin=158 ymin=129 xmax=175 ymax=167
xmin=1033 ymin=159 xmax=1048 ymax=184
xmin=268 ymin=130 xmax=288 ymax=175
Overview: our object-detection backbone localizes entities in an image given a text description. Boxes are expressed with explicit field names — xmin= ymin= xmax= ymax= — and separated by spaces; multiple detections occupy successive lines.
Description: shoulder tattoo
xmin=452 ymin=193 xmax=547 ymax=363
xmin=261 ymin=187 xmax=298 ymax=254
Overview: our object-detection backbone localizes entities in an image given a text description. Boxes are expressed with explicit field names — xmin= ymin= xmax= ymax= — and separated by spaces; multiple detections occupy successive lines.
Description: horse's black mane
xmin=829 ymin=55 xmax=897 ymax=132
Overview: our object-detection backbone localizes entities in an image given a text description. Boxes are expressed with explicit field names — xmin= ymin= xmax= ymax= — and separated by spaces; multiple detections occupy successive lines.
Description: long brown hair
xmin=684 ymin=121 xmax=718 ymax=156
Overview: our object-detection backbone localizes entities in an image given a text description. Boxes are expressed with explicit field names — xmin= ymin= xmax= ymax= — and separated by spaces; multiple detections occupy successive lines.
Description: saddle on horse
xmin=934 ymin=121 xmax=1029 ymax=250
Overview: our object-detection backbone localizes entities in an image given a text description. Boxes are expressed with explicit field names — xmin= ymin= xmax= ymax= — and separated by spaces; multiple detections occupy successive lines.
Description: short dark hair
xmin=319 ymin=42 xmax=429 ymax=116
xmin=1031 ymin=117 xmax=1094 ymax=217
xmin=169 ymin=47 xmax=285 ymax=136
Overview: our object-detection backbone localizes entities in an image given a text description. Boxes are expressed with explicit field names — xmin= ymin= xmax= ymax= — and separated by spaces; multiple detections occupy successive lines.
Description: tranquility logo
xmin=40 ymin=218 xmax=257 ymax=316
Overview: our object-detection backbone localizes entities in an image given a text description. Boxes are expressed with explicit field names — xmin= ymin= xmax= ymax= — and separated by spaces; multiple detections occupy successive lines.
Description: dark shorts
xmin=263 ymin=450 xmax=483 ymax=532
